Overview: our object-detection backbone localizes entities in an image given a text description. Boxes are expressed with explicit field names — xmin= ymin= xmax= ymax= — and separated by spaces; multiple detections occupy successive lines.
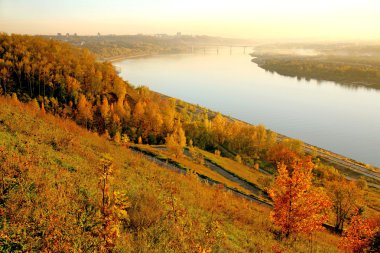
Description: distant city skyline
xmin=1 ymin=0 xmax=380 ymax=41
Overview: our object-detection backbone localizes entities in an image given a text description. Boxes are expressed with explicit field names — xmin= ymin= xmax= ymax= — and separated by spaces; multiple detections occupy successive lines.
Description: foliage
xmin=339 ymin=214 xmax=380 ymax=253
xmin=268 ymin=156 xmax=332 ymax=238
xmin=165 ymin=120 xmax=186 ymax=158
xmin=327 ymin=178 xmax=365 ymax=232
xmin=0 ymin=96 xmax=343 ymax=252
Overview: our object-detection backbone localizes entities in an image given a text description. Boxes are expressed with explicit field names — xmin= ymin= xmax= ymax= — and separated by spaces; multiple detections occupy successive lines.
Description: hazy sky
xmin=1 ymin=0 xmax=380 ymax=40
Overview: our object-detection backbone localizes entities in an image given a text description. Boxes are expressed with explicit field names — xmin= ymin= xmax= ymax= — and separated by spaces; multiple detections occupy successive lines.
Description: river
xmin=115 ymin=47 xmax=380 ymax=168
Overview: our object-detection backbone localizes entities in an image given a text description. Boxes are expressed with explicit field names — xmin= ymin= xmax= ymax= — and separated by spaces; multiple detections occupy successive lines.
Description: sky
xmin=1 ymin=0 xmax=380 ymax=40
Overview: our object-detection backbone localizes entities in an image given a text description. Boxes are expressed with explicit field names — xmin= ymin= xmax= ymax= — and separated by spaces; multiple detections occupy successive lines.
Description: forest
xmin=0 ymin=34 xmax=379 ymax=252
xmin=252 ymin=43 xmax=380 ymax=90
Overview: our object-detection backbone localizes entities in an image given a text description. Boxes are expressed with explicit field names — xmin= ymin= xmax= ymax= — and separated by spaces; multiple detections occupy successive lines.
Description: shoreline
xmin=99 ymin=53 xmax=156 ymax=63
xmin=154 ymin=91 xmax=380 ymax=176
xmin=111 ymin=54 xmax=380 ymax=182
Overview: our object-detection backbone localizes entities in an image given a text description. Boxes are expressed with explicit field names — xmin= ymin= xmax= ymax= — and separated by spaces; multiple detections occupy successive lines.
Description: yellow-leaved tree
xmin=165 ymin=120 xmax=186 ymax=158
xmin=77 ymin=94 xmax=93 ymax=128
xmin=97 ymin=154 xmax=130 ymax=252
xmin=327 ymin=178 xmax=365 ymax=232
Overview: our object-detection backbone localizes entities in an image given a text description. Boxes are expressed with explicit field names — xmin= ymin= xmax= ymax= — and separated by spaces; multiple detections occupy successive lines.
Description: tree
xmin=340 ymin=214 xmax=380 ymax=253
xmin=132 ymin=100 xmax=145 ymax=126
xmin=77 ymin=94 xmax=93 ymax=128
xmin=97 ymin=154 xmax=130 ymax=252
xmin=113 ymin=131 xmax=121 ymax=144
xmin=211 ymin=113 xmax=227 ymax=145
xmin=268 ymin=156 xmax=331 ymax=238
xmin=65 ymin=75 xmax=81 ymax=100
xmin=165 ymin=121 xmax=186 ymax=158
xmin=189 ymin=146 xmax=204 ymax=165
xmin=235 ymin=154 xmax=242 ymax=163
xmin=327 ymin=178 xmax=365 ymax=232
xmin=267 ymin=143 xmax=300 ymax=167
xmin=100 ymin=97 xmax=110 ymax=120
xmin=121 ymin=134 xmax=130 ymax=147
xmin=113 ymin=78 xmax=126 ymax=104
xmin=40 ymin=102 xmax=46 ymax=115
xmin=0 ymin=60 xmax=11 ymax=94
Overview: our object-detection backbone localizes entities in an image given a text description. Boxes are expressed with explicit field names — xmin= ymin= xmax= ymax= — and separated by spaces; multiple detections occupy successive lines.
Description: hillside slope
xmin=0 ymin=97 xmax=341 ymax=252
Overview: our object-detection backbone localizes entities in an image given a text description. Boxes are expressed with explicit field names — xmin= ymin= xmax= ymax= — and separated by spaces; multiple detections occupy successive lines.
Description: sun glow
xmin=1 ymin=0 xmax=380 ymax=40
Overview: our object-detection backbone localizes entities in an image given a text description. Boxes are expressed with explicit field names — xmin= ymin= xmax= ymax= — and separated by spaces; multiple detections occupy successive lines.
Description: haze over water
xmin=117 ymin=47 xmax=380 ymax=167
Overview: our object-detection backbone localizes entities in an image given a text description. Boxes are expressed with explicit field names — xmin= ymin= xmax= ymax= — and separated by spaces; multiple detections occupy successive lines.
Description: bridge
xmin=190 ymin=44 xmax=256 ymax=54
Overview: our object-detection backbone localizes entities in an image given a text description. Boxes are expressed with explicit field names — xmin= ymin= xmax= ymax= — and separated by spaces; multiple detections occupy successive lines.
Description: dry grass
xmin=0 ymin=96 xmax=340 ymax=252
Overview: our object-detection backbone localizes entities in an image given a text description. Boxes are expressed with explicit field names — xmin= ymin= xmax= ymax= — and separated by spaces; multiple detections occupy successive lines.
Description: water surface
xmin=116 ymin=47 xmax=380 ymax=167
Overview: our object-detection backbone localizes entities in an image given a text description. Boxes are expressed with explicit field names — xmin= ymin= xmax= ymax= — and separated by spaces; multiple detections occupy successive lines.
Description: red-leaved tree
xmin=340 ymin=214 xmax=380 ymax=253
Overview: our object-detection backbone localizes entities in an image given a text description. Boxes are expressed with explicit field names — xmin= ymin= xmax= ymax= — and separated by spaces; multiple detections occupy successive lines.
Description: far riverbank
xmin=99 ymin=53 xmax=156 ymax=63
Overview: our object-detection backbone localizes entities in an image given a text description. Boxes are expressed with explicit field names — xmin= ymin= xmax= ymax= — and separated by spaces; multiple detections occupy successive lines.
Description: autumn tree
xmin=97 ymin=154 xmax=130 ymax=252
xmin=268 ymin=156 xmax=332 ymax=238
xmin=100 ymin=97 xmax=110 ymax=121
xmin=0 ymin=59 xmax=11 ymax=94
xmin=235 ymin=154 xmax=242 ymax=163
xmin=113 ymin=131 xmax=121 ymax=144
xmin=189 ymin=146 xmax=204 ymax=165
xmin=327 ymin=178 xmax=365 ymax=232
xmin=113 ymin=78 xmax=126 ymax=104
xmin=340 ymin=213 xmax=380 ymax=253
xmin=267 ymin=143 xmax=300 ymax=167
xmin=132 ymin=100 xmax=145 ymax=126
xmin=121 ymin=134 xmax=130 ymax=147
xmin=165 ymin=121 xmax=186 ymax=158
xmin=77 ymin=94 xmax=93 ymax=128
xmin=211 ymin=113 xmax=227 ymax=145
xmin=40 ymin=102 xmax=46 ymax=115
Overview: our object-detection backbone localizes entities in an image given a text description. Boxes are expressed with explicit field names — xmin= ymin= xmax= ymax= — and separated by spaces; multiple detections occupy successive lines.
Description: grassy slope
xmin=131 ymin=144 xmax=260 ymax=199
xmin=197 ymin=148 xmax=272 ymax=189
xmin=0 ymin=97 xmax=340 ymax=252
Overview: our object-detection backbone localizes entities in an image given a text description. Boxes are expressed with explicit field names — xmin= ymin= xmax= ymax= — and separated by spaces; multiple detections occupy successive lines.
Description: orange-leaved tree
xmin=268 ymin=156 xmax=332 ymax=238
xmin=339 ymin=213 xmax=380 ymax=253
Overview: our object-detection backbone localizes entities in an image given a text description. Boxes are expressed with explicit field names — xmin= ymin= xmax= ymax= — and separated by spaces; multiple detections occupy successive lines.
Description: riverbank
xmin=159 ymin=91 xmax=380 ymax=187
xmin=251 ymin=55 xmax=380 ymax=90
xmin=112 ymin=53 xmax=380 ymax=183
xmin=99 ymin=53 xmax=156 ymax=63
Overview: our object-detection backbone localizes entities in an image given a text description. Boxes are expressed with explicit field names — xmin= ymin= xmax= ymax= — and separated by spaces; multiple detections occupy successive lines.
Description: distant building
xmin=176 ymin=32 xmax=182 ymax=37
xmin=74 ymin=33 xmax=77 ymax=37
xmin=97 ymin=32 xmax=101 ymax=37
xmin=66 ymin=33 xmax=70 ymax=37
xmin=57 ymin=33 xmax=62 ymax=36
